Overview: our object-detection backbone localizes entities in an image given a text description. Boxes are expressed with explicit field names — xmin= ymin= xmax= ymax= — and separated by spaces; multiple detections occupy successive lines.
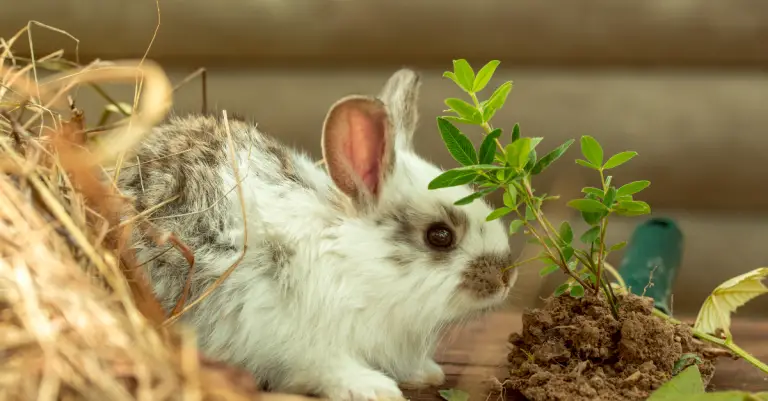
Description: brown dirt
xmin=503 ymin=292 xmax=718 ymax=401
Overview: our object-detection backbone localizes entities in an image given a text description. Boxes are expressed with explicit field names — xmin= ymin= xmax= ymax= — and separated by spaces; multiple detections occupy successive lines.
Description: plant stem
xmin=469 ymin=92 xmax=505 ymax=151
xmin=725 ymin=340 xmax=768 ymax=374
xmin=603 ymin=261 xmax=627 ymax=289
xmin=595 ymin=218 xmax=608 ymax=292
xmin=506 ymin=255 xmax=546 ymax=272
xmin=519 ymin=210 xmax=592 ymax=291
xmin=517 ymin=180 xmax=594 ymax=291
xmin=651 ymin=304 xmax=768 ymax=374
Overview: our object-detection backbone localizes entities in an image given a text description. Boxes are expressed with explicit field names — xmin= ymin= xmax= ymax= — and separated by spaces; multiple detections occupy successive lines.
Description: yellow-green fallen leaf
xmin=694 ymin=267 xmax=768 ymax=338
xmin=439 ymin=388 xmax=469 ymax=401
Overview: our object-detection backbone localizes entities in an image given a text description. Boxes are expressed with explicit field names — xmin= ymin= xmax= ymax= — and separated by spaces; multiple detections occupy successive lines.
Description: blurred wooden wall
xmin=3 ymin=0 xmax=768 ymax=316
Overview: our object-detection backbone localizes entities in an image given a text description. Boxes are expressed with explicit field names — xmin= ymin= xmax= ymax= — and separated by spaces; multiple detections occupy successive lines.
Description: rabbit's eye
xmin=426 ymin=223 xmax=454 ymax=249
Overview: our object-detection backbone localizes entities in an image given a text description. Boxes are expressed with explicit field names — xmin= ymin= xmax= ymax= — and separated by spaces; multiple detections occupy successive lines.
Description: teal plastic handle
xmin=616 ymin=217 xmax=684 ymax=315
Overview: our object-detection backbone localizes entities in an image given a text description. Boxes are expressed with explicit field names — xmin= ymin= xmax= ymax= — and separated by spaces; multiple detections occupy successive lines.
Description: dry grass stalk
xmin=0 ymin=22 xmax=317 ymax=401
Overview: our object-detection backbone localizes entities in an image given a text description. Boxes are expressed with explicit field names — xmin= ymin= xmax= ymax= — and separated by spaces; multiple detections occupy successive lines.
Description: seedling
xmin=430 ymin=59 xmax=768 ymax=389
xmin=430 ymin=59 xmax=650 ymax=317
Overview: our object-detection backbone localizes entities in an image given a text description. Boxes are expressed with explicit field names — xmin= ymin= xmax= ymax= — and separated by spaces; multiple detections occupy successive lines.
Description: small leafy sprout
xmin=439 ymin=388 xmax=470 ymax=401
xmin=672 ymin=353 xmax=703 ymax=376
xmin=430 ymin=59 xmax=651 ymax=318
xmin=561 ymin=134 xmax=652 ymax=312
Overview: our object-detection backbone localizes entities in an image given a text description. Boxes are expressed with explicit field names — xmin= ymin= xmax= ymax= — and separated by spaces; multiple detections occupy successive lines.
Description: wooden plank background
xmin=2 ymin=0 xmax=768 ymax=68
xmin=3 ymin=1 xmax=768 ymax=315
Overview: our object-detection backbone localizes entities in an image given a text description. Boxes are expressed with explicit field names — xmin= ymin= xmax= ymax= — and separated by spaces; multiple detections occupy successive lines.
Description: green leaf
xmin=581 ymin=187 xmax=604 ymax=198
xmin=581 ymin=271 xmax=596 ymax=284
xmin=483 ymin=81 xmax=513 ymax=122
xmin=437 ymin=117 xmax=478 ymax=166
xmin=442 ymin=71 xmax=462 ymax=88
xmin=646 ymin=365 xmax=704 ymax=401
xmin=478 ymin=128 xmax=502 ymax=165
xmin=603 ymin=151 xmax=638 ymax=170
xmin=439 ymin=388 xmax=470 ymax=401
xmin=575 ymin=159 xmax=599 ymax=170
xmin=580 ymin=135 xmax=604 ymax=167
xmin=615 ymin=200 xmax=651 ymax=216
xmin=486 ymin=207 xmax=513 ymax=221
xmin=524 ymin=148 xmax=537 ymax=172
xmin=567 ymin=199 xmax=608 ymax=213
xmin=539 ymin=264 xmax=560 ymax=277
xmin=505 ymin=185 xmax=518 ymax=206
xmin=441 ymin=116 xmax=475 ymax=125
xmin=531 ymin=139 xmax=574 ymax=175
xmin=603 ymin=187 xmax=617 ymax=207
xmin=524 ymin=204 xmax=536 ymax=221
xmin=694 ymin=267 xmax=768 ymax=339
xmin=452 ymin=59 xmax=475 ymax=92
xmin=570 ymin=284 xmax=585 ymax=298
xmin=454 ymin=188 xmax=495 ymax=206
xmin=511 ymin=123 xmax=520 ymax=142
xmin=506 ymin=137 xmax=532 ymax=168
xmin=580 ymin=193 xmax=604 ymax=225
xmin=503 ymin=190 xmax=516 ymax=209
xmin=450 ymin=164 xmax=506 ymax=172
xmin=473 ymin=60 xmax=500 ymax=92
xmin=581 ymin=211 xmax=603 ymax=225
xmin=529 ymin=137 xmax=544 ymax=150
xmin=673 ymin=353 xmax=703 ymax=376
xmin=554 ymin=283 xmax=570 ymax=297
xmin=562 ymin=246 xmax=574 ymax=262
xmin=509 ymin=219 xmax=524 ymax=234
xmin=617 ymin=180 xmax=651 ymax=196
xmin=428 ymin=170 xmax=478 ymax=190
xmin=609 ymin=241 xmax=627 ymax=252
xmin=559 ymin=221 xmax=574 ymax=244
xmin=617 ymin=200 xmax=650 ymax=211
xmin=445 ymin=98 xmax=482 ymax=124
xmin=580 ymin=226 xmax=601 ymax=244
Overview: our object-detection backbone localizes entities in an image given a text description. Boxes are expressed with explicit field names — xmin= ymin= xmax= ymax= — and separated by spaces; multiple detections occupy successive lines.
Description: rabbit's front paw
xmin=322 ymin=365 xmax=404 ymax=401
xmin=399 ymin=358 xmax=445 ymax=389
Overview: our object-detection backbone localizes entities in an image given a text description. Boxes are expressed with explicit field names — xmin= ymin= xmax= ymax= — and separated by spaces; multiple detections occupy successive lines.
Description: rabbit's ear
xmin=321 ymin=95 xmax=395 ymax=207
xmin=378 ymin=68 xmax=421 ymax=150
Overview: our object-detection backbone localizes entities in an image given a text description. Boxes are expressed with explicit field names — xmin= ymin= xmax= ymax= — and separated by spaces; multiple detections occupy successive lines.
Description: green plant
xmin=438 ymin=388 xmax=469 ymax=401
xmin=430 ymin=59 xmax=768 ymax=377
xmin=431 ymin=59 xmax=650 ymax=317
xmin=646 ymin=267 xmax=768 ymax=375
xmin=647 ymin=365 xmax=768 ymax=400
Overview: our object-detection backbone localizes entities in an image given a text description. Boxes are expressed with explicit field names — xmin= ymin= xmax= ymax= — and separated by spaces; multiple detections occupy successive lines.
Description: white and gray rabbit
xmin=118 ymin=69 xmax=517 ymax=401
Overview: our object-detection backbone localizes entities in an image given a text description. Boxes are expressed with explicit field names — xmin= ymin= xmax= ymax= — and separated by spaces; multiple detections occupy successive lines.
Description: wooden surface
xmin=3 ymin=0 xmax=768 ymax=68
xmin=403 ymin=310 xmax=768 ymax=401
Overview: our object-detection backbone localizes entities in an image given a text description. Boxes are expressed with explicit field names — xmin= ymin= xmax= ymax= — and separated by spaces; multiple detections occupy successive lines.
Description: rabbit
xmin=117 ymin=68 xmax=518 ymax=401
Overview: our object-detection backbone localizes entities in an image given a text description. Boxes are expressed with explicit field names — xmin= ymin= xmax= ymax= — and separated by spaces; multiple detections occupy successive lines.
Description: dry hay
xmin=0 ymin=22 xmax=314 ymax=401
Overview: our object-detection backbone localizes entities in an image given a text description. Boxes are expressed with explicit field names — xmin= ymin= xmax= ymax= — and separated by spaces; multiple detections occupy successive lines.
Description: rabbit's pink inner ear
xmin=323 ymin=97 xmax=392 ymax=201
xmin=345 ymin=111 xmax=387 ymax=194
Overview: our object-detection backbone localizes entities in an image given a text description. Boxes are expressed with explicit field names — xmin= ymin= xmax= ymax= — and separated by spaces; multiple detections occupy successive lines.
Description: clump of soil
xmin=503 ymin=292 xmax=717 ymax=401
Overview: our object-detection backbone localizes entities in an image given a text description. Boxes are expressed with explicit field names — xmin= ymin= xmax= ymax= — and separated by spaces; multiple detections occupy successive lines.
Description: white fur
xmin=135 ymin=70 xmax=516 ymax=401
